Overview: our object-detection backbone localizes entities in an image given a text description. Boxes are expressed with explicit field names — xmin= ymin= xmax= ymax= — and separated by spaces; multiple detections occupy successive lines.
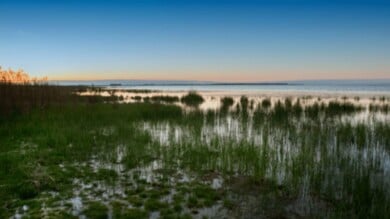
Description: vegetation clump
xmin=240 ymin=96 xmax=249 ymax=109
xmin=369 ymin=104 xmax=389 ymax=113
xmin=83 ymin=202 xmax=108 ymax=219
xmin=181 ymin=91 xmax=204 ymax=107
xmin=144 ymin=198 xmax=169 ymax=211
xmin=221 ymin=96 xmax=234 ymax=111
xmin=150 ymin=95 xmax=180 ymax=103
xmin=121 ymin=208 xmax=148 ymax=219
xmin=325 ymin=101 xmax=363 ymax=116
xmin=261 ymin=98 xmax=271 ymax=108
xmin=131 ymin=95 xmax=142 ymax=101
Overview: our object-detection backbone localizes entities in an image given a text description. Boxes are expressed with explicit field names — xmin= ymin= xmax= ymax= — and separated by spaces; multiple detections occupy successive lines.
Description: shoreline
xmin=101 ymin=88 xmax=390 ymax=98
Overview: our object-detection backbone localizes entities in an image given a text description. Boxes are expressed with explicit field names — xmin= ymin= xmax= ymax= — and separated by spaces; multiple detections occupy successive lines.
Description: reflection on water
xmin=80 ymin=88 xmax=390 ymax=112
xmin=138 ymin=98 xmax=390 ymax=217
xmin=12 ymin=93 xmax=390 ymax=218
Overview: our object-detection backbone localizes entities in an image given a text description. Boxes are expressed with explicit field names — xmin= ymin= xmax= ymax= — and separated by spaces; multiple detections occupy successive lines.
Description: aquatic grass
xmin=131 ymin=96 xmax=142 ymax=101
xmin=123 ymin=134 xmax=156 ymax=169
xmin=83 ymin=202 xmax=108 ymax=219
xmin=369 ymin=104 xmax=389 ymax=113
xmin=96 ymin=168 xmax=118 ymax=182
xmin=354 ymin=96 xmax=360 ymax=101
xmin=269 ymin=100 xmax=290 ymax=125
xmin=239 ymin=96 xmax=249 ymax=110
xmin=1 ymin=90 xmax=389 ymax=218
xmin=220 ymin=96 xmax=234 ymax=111
xmin=205 ymin=109 xmax=217 ymax=125
xmin=284 ymin=97 xmax=292 ymax=109
xmin=261 ymin=98 xmax=271 ymax=109
xmin=292 ymin=98 xmax=303 ymax=117
xmin=181 ymin=91 xmax=204 ymax=107
xmin=305 ymin=102 xmax=321 ymax=119
xmin=373 ymin=122 xmax=390 ymax=150
xmin=325 ymin=101 xmax=364 ymax=116
xmin=0 ymin=102 xmax=183 ymax=200
xmin=252 ymin=106 xmax=267 ymax=128
xmin=144 ymin=198 xmax=169 ymax=211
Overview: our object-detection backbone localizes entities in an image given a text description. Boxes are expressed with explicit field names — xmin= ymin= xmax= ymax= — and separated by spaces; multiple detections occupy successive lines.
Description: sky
xmin=1 ymin=0 xmax=390 ymax=82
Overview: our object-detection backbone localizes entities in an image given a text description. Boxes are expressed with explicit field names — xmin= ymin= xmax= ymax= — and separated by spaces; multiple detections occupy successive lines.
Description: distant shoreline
xmin=108 ymin=82 xmax=292 ymax=87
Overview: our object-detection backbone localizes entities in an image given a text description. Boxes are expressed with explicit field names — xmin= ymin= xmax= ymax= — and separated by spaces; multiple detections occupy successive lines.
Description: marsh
xmin=1 ymin=84 xmax=389 ymax=218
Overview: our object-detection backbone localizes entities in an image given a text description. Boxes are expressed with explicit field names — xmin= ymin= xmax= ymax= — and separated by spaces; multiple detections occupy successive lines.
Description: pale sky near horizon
xmin=1 ymin=0 xmax=390 ymax=82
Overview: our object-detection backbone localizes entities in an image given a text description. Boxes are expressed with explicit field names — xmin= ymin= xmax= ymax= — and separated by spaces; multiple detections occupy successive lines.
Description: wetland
xmin=1 ymin=84 xmax=390 ymax=218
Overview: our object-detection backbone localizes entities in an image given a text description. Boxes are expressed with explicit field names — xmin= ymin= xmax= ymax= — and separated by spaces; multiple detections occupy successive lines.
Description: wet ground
xmin=7 ymin=91 xmax=390 ymax=219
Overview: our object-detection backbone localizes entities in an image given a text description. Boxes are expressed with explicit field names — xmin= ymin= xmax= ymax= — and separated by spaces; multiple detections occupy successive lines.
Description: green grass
xmin=144 ymin=198 xmax=169 ymax=211
xmin=83 ymin=202 xmax=108 ymax=219
xmin=121 ymin=208 xmax=148 ymax=219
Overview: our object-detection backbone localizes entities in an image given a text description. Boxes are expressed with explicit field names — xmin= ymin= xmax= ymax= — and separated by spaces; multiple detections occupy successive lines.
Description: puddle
xmin=70 ymin=196 xmax=83 ymax=216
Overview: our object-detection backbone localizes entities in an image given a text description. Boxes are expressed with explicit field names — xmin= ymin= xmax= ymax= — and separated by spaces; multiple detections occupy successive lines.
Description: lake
xmin=52 ymin=79 xmax=390 ymax=96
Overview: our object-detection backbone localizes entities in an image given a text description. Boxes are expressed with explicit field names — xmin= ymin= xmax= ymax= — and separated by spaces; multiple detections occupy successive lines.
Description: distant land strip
xmin=109 ymin=82 xmax=293 ymax=86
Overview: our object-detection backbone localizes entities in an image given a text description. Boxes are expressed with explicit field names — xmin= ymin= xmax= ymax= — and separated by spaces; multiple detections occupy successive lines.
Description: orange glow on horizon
xmin=49 ymin=68 xmax=390 ymax=82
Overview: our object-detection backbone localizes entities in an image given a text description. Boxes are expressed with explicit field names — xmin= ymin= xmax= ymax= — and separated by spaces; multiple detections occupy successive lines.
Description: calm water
xmin=52 ymin=79 xmax=390 ymax=94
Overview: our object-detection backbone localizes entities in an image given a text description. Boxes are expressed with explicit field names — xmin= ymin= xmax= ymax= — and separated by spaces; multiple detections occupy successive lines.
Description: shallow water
xmin=136 ymin=99 xmax=390 ymax=217
xmin=8 ymin=94 xmax=390 ymax=218
xmin=80 ymin=88 xmax=390 ymax=113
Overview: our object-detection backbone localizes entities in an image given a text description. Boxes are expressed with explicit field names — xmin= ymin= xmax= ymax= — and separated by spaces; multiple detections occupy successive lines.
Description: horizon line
xmin=49 ymin=78 xmax=390 ymax=83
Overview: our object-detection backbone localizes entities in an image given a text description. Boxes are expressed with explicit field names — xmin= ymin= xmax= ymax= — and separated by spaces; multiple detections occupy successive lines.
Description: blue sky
xmin=1 ymin=0 xmax=389 ymax=81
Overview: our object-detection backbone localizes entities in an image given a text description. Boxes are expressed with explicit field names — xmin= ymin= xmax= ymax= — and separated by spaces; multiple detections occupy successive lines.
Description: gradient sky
xmin=1 ymin=0 xmax=390 ymax=82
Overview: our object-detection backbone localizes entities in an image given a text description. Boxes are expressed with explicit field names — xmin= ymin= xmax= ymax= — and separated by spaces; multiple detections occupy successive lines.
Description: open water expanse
xmin=53 ymin=79 xmax=390 ymax=96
